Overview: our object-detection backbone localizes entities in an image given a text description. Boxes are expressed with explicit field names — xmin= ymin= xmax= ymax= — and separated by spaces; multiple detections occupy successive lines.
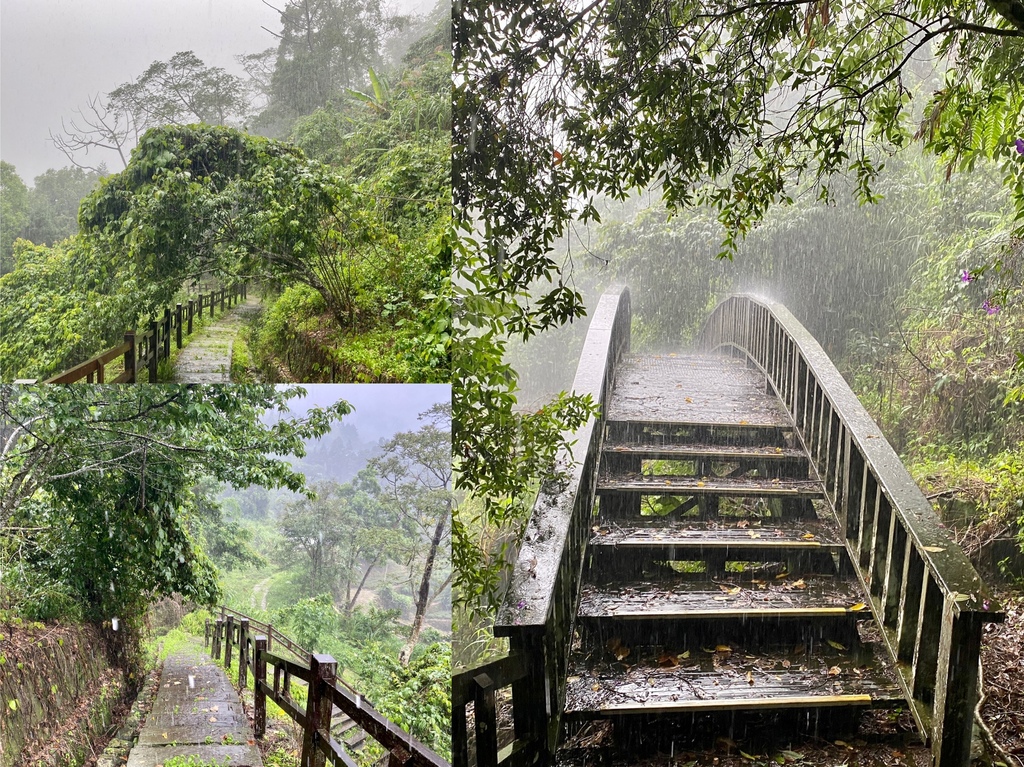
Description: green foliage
xmin=0 ymin=236 xmax=153 ymax=380
xmin=266 ymin=0 xmax=386 ymax=122
xmin=180 ymin=608 xmax=214 ymax=636
xmin=0 ymin=162 xmax=30 ymax=275
xmin=108 ymin=51 xmax=249 ymax=128
xmin=0 ymin=386 xmax=349 ymax=635
xmin=351 ymin=642 xmax=451 ymax=764
xmin=279 ymin=594 xmax=340 ymax=652
xmin=22 ymin=166 xmax=105 ymax=246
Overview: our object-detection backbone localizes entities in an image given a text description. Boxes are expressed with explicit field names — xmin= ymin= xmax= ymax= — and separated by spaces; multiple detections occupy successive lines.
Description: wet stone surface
xmin=172 ymin=296 xmax=261 ymax=383
xmin=608 ymin=354 xmax=791 ymax=427
xmin=125 ymin=640 xmax=262 ymax=767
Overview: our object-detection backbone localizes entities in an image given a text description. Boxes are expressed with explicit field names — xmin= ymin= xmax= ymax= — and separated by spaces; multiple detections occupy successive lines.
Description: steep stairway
xmin=559 ymin=354 xmax=905 ymax=757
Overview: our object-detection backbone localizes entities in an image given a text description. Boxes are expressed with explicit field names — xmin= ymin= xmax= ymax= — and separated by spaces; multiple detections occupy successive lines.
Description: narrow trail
xmin=126 ymin=639 xmax=263 ymax=767
xmin=252 ymin=574 xmax=272 ymax=612
xmin=172 ymin=295 xmax=261 ymax=383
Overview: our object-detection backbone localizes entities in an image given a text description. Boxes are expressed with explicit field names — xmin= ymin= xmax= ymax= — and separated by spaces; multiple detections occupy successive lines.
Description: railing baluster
xmin=254 ymin=636 xmax=267 ymax=738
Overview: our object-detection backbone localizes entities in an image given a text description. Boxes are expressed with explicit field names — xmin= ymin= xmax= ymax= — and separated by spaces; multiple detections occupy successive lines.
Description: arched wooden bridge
xmin=454 ymin=289 xmax=1002 ymax=767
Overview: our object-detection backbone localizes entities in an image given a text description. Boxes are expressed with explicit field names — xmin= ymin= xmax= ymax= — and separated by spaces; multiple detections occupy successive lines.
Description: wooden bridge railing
xmin=16 ymin=283 xmax=247 ymax=384
xmin=697 ymin=294 xmax=1003 ymax=767
xmin=205 ymin=606 xmax=449 ymax=767
xmin=453 ymin=287 xmax=632 ymax=767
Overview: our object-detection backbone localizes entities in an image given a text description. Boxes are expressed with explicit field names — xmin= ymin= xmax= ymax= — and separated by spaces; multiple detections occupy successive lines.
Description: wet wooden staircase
xmin=561 ymin=353 xmax=905 ymax=754
xmin=454 ymin=289 xmax=1002 ymax=767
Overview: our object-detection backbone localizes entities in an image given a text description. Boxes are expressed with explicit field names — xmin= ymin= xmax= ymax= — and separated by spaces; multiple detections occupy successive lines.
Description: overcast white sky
xmin=0 ymin=0 xmax=435 ymax=183
xmin=280 ymin=384 xmax=449 ymax=443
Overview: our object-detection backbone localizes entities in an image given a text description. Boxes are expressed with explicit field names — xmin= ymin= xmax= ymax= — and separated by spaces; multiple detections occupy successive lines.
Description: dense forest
xmin=0 ymin=0 xmax=450 ymax=384
xmin=0 ymin=385 xmax=451 ymax=764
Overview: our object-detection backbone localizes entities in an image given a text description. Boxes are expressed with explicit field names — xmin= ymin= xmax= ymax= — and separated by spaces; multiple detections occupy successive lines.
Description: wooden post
xmin=300 ymin=654 xmax=336 ymax=767
xmin=225 ymin=614 xmax=234 ymax=667
xmin=188 ymin=300 xmax=195 ymax=335
xmin=148 ymin=321 xmax=159 ymax=383
xmin=123 ymin=331 xmax=137 ymax=382
xmin=238 ymin=618 xmax=249 ymax=690
xmin=254 ymin=636 xmax=267 ymax=737
xmin=204 ymin=619 xmax=210 ymax=648
xmin=219 ymin=288 xmax=225 ymax=312
xmin=242 ymin=283 xmax=247 ymax=299
xmin=933 ymin=606 xmax=983 ymax=767
xmin=210 ymin=291 xmax=216 ymax=318
xmin=198 ymin=294 xmax=204 ymax=320
xmin=162 ymin=308 xmax=172 ymax=359
xmin=175 ymin=303 xmax=183 ymax=348
xmin=213 ymin=618 xmax=223 ymax=659
xmin=473 ymin=672 xmax=498 ymax=767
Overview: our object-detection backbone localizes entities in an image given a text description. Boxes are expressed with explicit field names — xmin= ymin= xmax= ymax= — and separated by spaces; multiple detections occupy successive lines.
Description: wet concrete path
xmin=171 ymin=296 xmax=261 ymax=383
xmin=126 ymin=639 xmax=263 ymax=767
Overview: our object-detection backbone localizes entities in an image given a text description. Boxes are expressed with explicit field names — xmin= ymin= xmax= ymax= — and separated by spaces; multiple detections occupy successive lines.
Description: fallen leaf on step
xmin=737 ymin=520 xmax=750 ymax=528
xmin=715 ymin=645 xmax=732 ymax=653
xmin=719 ymin=584 xmax=741 ymax=595
xmin=790 ymin=578 xmax=806 ymax=589
xmin=658 ymin=652 xmax=679 ymax=669
xmin=827 ymin=640 xmax=847 ymax=651
xmin=924 ymin=546 xmax=945 ymax=553
xmin=746 ymin=670 xmax=755 ymax=685
xmin=592 ymin=683 xmax=601 ymax=691
xmin=802 ymin=533 xmax=815 ymax=540
xmin=849 ymin=602 xmax=867 ymax=612
xmin=748 ymin=531 xmax=761 ymax=539
xmin=828 ymin=666 xmax=841 ymax=676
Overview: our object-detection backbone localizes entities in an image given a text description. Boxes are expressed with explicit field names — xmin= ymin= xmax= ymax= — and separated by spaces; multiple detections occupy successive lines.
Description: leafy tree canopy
xmin=0 ymin=162 xmax=30 ymax=275
xmin=78 ymin=123 xmax=390 ymax=325
xmin=22 ymin=166 xmax=106 ymax=247
xmin=0 ymin=385 xmax=349 ymax=627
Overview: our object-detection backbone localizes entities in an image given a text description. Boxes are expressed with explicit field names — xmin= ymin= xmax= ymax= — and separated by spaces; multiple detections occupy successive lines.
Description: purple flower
xmin=960 ymin=269 xmax=973 ymax=283
xmin=983 ymin=599 xmax=991 ymax=611
xmin=982 ymin=299 xmax=1000 ymax=315
xmin=1016 ymin=138 xmax=1024 ymax=155
xmin=517 ymin=600 xmax=526 ymax=609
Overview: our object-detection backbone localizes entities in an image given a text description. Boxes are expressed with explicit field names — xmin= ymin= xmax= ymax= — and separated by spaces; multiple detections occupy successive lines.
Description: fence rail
xmin=205 ymin=606 xmax=448 ymax=767
xmin=455 ymin=287 xmax=631 ymax=767
xmin=16 ymin=283 xmax=247 ymax=384
xmin=697 ymin=294 xmax=1003 ymax=767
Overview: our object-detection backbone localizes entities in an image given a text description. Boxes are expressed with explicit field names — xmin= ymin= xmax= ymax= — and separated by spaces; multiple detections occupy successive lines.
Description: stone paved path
xmin=172 ymin=296 xmax=261 ymax=383
xmin=126 ymin=640 xmax=263 ymax=767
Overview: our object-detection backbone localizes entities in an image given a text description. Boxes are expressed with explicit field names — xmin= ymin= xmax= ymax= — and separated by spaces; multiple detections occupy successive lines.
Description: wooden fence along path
xmin=205 ymin=606 xmax=449 ymax=767
xmin=18 ymin=284 xmax=247 ymax=384
xmin=454 ymin=289 xmax=1003 ymax=767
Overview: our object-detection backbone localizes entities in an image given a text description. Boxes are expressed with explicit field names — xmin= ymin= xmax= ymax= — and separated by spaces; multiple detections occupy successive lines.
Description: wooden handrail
xmin=29 ymin=283 xmax=247 ymax=384
xmin=484 ymin=286 xmax=631 ymax=765
xmin=206 ymin=605 xmax=449 ymax=767
xmin=697 ymin=294 xmax=1003 ymax=767
xmin=452 ymin=654 xmax=528 ymax=767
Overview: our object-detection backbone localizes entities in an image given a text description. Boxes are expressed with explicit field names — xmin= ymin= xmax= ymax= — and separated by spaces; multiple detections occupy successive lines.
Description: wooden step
xmin=578 ymin=575 xmax=865 ymax=621
xmin=563 ymin=644 xmax=904 ymax=717
xmin=605 ymin=421 xmax=792 ymax=447
xmin=589 ymin=518 xmax=843 ymax=551
xmin=603 ymin=442 xmax=806 ymax=462
xmin=597 ymin=474 xmax=823 ymax=498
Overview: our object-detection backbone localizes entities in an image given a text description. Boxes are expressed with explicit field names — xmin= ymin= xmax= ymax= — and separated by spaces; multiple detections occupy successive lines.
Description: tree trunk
xmin=398 ymin=512 xmax=448 ymax=666
xmin=345 ymin=552 xmax=381 ymax=616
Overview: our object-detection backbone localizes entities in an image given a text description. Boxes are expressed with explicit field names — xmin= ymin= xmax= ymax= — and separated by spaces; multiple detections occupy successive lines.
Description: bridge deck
xmin=607 ymin=354 xmax=790 ymax=427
